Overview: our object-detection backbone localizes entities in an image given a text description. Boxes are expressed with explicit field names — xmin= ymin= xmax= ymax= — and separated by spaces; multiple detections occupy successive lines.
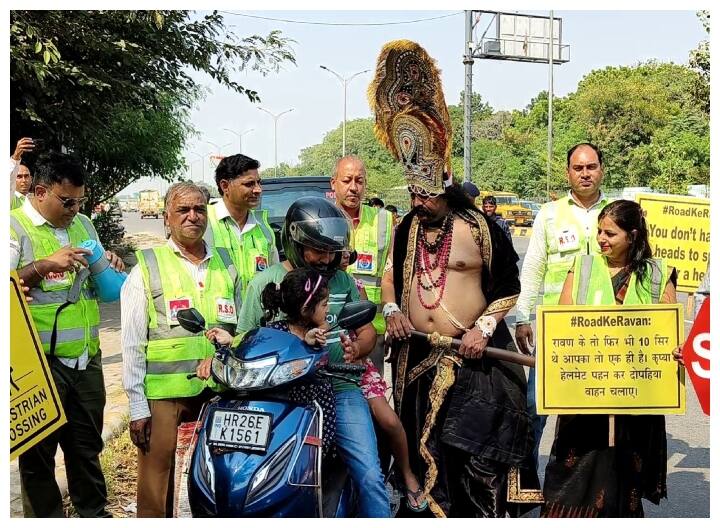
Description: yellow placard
xmin=636 ymin=193 xmax=710 ymax=293
xmin=536 ymin=304 xmax=685 ymax=415
xmin=10 ymin=272 xmax=66 ymax=460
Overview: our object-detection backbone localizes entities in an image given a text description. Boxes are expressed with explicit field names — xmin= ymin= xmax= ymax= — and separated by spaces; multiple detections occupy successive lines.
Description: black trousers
xmin=19 ymin=352 xmax=110 ymax=518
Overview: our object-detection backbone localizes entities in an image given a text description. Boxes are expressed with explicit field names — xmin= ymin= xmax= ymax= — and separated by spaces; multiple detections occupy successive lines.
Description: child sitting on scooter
xmin=340 ymin=251 xmax=427 ymax=513
xmin=202 ymin=268 xmax=337 ymax=454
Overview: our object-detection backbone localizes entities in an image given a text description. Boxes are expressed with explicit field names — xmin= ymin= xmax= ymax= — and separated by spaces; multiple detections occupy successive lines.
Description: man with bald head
xmin=121 ymin=182 xmax=242 ymax=517
xmin=331 ymin=155 xmax=393 ymax=374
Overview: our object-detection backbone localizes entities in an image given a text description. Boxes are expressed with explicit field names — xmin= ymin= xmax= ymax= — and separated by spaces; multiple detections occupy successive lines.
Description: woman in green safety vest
xmin=541 ymin=199 xmax=683 ymax=518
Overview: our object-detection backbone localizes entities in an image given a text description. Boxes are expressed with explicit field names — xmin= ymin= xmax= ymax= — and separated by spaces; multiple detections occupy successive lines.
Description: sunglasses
xmin=44 ymin=187 xmax=88 ymax=209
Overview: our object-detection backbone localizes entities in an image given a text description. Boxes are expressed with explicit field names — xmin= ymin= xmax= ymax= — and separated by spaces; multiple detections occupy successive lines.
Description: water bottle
xmin=79 ymin=239 xmax=128 ymax=302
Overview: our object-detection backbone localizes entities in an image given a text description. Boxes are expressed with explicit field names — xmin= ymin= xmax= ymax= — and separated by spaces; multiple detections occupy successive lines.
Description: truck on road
xmin=139 ymin=190 xmax=162 ymax=219
xmin=481 ymin=190 xmax=533 ymax=227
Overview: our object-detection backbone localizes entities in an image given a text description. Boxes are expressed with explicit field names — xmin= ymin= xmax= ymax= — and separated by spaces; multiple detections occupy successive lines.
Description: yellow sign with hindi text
xmin=10 ymin=272 xmax=66 ymax=460
xmin=536 ymin=304 xmax=685 ymax=415
xmin=637 ymin=193 xmax=710 ymax=293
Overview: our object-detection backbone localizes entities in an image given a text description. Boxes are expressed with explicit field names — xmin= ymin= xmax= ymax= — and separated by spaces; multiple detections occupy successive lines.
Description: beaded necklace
xmin=415 ymin=213 xmax=454 ymax=309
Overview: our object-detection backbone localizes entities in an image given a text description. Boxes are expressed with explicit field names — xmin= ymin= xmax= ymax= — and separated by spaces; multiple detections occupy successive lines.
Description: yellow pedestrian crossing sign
xmin=10 ymin=272 xmax=66 ymax=460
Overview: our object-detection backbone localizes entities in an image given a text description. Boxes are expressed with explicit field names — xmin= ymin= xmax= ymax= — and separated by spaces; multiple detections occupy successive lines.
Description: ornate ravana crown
xmin=368 ymin=40 xmax=452 ymax=197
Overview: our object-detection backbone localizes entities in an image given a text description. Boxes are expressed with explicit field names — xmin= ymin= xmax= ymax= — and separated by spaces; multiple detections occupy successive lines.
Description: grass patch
xmin=64 ymin=419 xmax=137 ymax=518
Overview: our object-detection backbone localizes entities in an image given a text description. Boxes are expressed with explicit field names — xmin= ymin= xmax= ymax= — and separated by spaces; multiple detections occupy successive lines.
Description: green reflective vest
xmin=205 ymin=203 xmax=275 ymax=298
xmin=10 ymin=209 xmax=100 ymax=358
xmin=11 ymin=193 xmax=25 ymax=210
xmin=136 ymin=245 xmax=240 ymax=400
xmin=572 ymin=255 xmax=667 ymax=306
xmin=346 ymin=205 xmax=393 ymax=334
xmin=542 ymin=196 xmax=608 ymax=305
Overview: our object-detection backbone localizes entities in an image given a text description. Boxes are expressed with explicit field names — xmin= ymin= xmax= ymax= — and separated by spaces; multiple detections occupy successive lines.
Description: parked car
xmin=519 ymin=200 xmax=542 ymax=225
xmin=259 ymin=176 xmax=333 ymax=260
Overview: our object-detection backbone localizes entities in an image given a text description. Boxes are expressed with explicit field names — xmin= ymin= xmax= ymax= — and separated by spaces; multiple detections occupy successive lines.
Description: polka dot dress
xmin=268 ymin=321 xmax=337 ymax=457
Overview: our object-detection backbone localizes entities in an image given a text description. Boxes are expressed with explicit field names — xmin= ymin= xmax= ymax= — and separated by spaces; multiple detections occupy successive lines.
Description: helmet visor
xmin=289 ymin=217 xmax=353 ymax=253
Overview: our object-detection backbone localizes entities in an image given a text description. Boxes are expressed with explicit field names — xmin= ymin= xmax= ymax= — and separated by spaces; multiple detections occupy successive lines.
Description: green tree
xmin=294 ymin=118 xmax=403 ymax=195
xmin=10 ymin=10 xmax=295 ymax=209
xmin=83 ymin=97 xmax=192 ymax=209
xmin=565 ymin=62 xmax=699 ymax=189
xmin=689 ymin=11 xmax=710 ymax=114
xmin=448 ymin=91 xmax=493 ymax=158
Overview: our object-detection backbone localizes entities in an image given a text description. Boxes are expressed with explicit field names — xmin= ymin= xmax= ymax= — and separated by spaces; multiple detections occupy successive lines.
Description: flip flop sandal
xmin=405 ymin=487 xmax=428 ymax=513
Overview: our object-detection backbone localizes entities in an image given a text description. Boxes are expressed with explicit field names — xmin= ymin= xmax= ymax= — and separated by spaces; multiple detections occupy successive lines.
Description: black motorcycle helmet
xmin=282 ymin=196 xmax=353 ymax=276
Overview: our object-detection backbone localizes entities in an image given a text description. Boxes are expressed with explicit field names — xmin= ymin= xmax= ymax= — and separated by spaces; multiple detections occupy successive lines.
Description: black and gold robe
xmin=390 ymin=206 xmax=542 ymax=517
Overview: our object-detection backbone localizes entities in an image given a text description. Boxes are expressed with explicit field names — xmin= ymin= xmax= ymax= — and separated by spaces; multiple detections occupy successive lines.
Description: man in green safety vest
xmin=331 ymin=155 xmax=393 ymax=374
xmin=10 ymin=137 xmax=35 ymax=210
xmin=514 ymin=142 xmax=610 ymax=472
xmin=203 ymin=154 xmax=278 ymax=297
xmin=10 ymin=151 xmax=125 ymax=518
xmin=121 ymin=181 xmax=242 ymax=517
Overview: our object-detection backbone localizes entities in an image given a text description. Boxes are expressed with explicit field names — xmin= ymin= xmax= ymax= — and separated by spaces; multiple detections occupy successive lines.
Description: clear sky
xmin=121 ymin=9 xmax=707 ymax=196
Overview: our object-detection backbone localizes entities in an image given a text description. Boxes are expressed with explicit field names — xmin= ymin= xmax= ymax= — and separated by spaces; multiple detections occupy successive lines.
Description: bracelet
xmin=31 ymin=261 xmax=44 ymax=279
xmin=474 ymin=315 xmax=497 ymax=338
xmin=382 ymin=302 xmax=401 ymax=319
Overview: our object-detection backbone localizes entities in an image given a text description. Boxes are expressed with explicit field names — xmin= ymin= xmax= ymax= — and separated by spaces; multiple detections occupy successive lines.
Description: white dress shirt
xmin=10 ymin=158 xmax=18 ymax=201
xmin=515 ymin=191 xmax=608 ymax=325
xmin=121 ymin=239 xmax=214 ymax=421
xmin=207 ymin=199 xmax=280 ymax=265
xmin=11 ymin=198 xmax=103 ymax=370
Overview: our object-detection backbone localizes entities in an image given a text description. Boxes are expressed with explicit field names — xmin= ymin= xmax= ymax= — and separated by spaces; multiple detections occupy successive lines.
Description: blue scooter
xmin=176 ymin=301 xmax=376 ymax=517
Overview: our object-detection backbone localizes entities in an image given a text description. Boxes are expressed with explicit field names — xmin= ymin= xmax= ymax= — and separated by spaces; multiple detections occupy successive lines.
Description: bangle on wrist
xmin=474 ymin=315 xmax=497 ymax=338
xmin=31 ymin=261 xmax=44 ymax=279
xmin=382 ymin=302 xmax=401 ymax=319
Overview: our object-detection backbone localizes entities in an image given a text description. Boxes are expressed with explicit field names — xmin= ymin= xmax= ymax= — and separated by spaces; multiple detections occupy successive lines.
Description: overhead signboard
xmin=10 ymin=272 xmax=66 ymax=460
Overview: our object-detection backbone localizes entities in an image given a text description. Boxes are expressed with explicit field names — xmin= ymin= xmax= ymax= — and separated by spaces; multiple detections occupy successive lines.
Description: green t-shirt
xmin=237 ymin=263 xmax=362 ymax=392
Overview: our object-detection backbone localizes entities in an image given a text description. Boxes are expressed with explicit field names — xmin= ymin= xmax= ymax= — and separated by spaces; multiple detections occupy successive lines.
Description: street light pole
xmin=319 ymin=65 xmax=370 ymax=157
xmin=205 ymin=140 xmax=232 ymax=156
xmin=547 ymin=10 xmax=555 ymax=201
xmin=258 ymin=107 xmax=294 ymax=177
xmin=223 ymin=127 xmax=254 ymax=155
xmin=189 ymin=151 xmax=206 ymax=184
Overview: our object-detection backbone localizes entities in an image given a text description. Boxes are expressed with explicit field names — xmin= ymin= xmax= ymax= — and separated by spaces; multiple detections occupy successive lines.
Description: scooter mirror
xmin=177 ymin=308 xmax=207 ymax=334
xmin=336 ymin=300 xmax=377 ymax=331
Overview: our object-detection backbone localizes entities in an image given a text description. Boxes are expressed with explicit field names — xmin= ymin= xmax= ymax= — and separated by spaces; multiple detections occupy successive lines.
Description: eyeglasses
xmin=45 ymin=188 xmax=88 ymax=209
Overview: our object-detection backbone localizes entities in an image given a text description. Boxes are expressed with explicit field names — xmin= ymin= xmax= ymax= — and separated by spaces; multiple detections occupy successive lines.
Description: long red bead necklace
xmin=415 ymin=213 xmax=454 ymax=310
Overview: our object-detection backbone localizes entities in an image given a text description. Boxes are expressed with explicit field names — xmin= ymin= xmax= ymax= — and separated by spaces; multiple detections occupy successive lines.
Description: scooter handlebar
xmin=324 ymin=362 xmax=367 ymax=375
xmin=408 ymin=330 xmax=536 ymax=368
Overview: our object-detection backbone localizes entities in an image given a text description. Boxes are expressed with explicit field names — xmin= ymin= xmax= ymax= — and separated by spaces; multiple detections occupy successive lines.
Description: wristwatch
xmin=474 ymin=315 xmax=497 ymax=338
xmin=382 ymin=302 xmax=401 ymax=319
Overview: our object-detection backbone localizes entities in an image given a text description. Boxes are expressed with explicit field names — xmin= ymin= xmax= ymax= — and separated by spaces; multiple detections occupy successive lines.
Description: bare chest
xmin=417 ymin=218 xmax=482 ymax=273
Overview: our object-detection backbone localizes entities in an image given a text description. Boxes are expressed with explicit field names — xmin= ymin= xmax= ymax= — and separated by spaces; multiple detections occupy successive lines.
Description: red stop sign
xmin=682 ymin=298 xmax=710 ymax=415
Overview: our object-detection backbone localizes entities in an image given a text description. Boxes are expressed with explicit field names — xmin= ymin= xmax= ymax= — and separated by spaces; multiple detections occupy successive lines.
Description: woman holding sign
xmin=541 ymin=199 xmax=681 ymax=518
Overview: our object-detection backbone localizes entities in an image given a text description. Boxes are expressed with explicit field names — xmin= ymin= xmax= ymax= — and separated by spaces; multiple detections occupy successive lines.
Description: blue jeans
xmin=334 ymin=389 xmax=391 ymax=518
xmin=527 ymin=367 xmax=548 ymax=472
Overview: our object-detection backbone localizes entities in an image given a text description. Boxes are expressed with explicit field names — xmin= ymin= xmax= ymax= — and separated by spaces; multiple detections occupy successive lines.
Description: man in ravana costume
xmin=370 ymin=39 xmax=542 ymax=517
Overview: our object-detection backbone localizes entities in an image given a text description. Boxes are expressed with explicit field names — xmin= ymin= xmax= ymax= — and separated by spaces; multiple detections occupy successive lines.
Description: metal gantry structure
xmin=462 ymin=10 xmax=569 ymax=198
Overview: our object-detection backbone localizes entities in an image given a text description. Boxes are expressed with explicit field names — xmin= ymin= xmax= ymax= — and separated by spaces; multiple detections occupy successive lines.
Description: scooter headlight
xmin=212 ymin=355 xmax=277 ymax=390
xmin=268 ymin=358 xmax=312 ymax=387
